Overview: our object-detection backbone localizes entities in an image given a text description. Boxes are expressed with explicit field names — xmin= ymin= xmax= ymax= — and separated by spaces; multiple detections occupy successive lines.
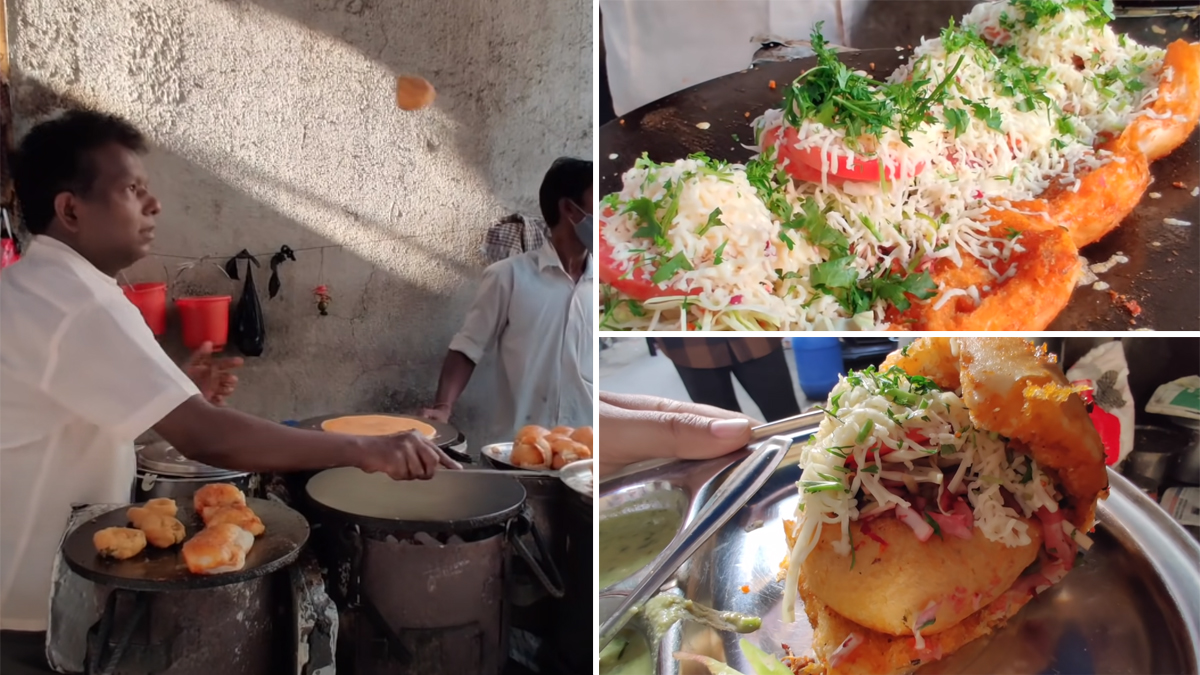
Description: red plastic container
xmin=122 ymin=282 xmax=168 ymax=336
xmin=175 ymin=296 xmax=231 ymax=351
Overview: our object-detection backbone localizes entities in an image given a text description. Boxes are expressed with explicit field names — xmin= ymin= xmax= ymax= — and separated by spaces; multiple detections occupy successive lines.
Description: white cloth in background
xmin=602 ymin=0 xmax=868 ymax=116
xmin=0 ymin=236 xmax=198 ymax=631
xmin=449 ymin=241 xmax=594 ymax=440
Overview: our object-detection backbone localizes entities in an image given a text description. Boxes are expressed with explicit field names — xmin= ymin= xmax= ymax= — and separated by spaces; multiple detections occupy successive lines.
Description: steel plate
xmin=598 ymin=461 xmax=1200 ymax=675
xmin=296 ymin=412 xmax=460 ymax=449
xmin=61 ymin=497 xmax=309 ymax=592
xmin=598 ymin=19 xmax=1199 ymax=330
xmin=481 ymin=441 xmax=588 ymax=475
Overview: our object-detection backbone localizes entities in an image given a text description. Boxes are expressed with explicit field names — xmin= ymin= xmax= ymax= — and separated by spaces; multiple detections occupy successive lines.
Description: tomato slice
xmin=769 ymin=125 xmax=925 ymax=182
xmin=762 ymin=126 xmax=840 ymax=184
xmin=598 ymin=215 xmax=701 ymax=301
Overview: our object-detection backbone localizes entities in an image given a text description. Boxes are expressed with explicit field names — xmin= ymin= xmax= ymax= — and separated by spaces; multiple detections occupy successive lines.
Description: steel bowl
xmin=599 ymin=460 xmax=1200 ymax=675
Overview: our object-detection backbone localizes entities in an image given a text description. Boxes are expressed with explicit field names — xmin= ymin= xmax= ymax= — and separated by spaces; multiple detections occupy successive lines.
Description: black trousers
xmin=672 ymin=348 xmax=802 ymax=422
xmin=0 ymin=630 xmax=53 ymax=674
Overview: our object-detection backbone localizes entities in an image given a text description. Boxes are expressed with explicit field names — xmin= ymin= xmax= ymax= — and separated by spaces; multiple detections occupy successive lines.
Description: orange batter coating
xmin=888 ymin=212 xmax=1080 ymax=331
xmin=193 ymin=483 xmax=247 ymax=521
xmin=93 ymin=527 xmax=147 ymax=560
xmin=1122 ymin=40 xmax=1200 ymax=162
xmin=569 ymin=426 xmax=593 ymax=452
xmin=143 ymin=498 xmax=178 ymax=518
xmin=182 ymin=523 xmax=255 ymax=575
xmin=203 ymin=504 xmax=266 ymax=537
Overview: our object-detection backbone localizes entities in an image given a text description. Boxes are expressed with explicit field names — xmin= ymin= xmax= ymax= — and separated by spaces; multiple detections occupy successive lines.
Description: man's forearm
xmin=154 ymin=396 xmax=365 ymax=473
xmin=431 ymin=350 xmax=476 ymax=411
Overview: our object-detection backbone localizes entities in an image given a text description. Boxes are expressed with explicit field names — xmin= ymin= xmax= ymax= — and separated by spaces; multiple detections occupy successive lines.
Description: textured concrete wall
xmin=8 ymin=0 xmax=592 ymax=447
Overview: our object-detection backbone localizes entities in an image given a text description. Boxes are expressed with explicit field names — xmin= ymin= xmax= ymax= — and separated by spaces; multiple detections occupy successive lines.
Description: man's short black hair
xmin=538 ymin=157 xmax=592 ymax=228
xmin=13 ymin=109 xmax=147 ymax=235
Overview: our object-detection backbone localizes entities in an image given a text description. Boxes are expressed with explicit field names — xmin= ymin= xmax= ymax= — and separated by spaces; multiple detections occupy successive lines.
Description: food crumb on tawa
xmin=1192 ymin=187 xmax=1199 ymax=197
xmin=696 ymin=122 xmax=711 ymax=130
xmin=870 ymin=62 xmax=876 ymax=69
xmin=619 ymin=119 xmax=625 ymax=126
xmin=1164 ymin=218 xmax=1193 ymax=226
xmin=745 ymin=111 xmax=752 ymax=118
xmin=1108 ymin=290 xmax=1143 ymax=317
xmin=1151 ymin=241 xmax=1162 ymax=247
xmin=895 ymin=46 xmax=904 ymax=51
xmin=1090 ymin=253 xmax=1129 ymax=274
xmin=769 ymin=80 xmax=777 ymax=89
xmin=1148 ymin=192 xmax=1163 ymax=199
xmin=1172 ymin=181 xmax=1187 ymax=189
xmin=608 ymin=153 xmax=619 ymax=160
xmin=1151 ymin=25 xmax=1167 ymax=34
xmin=1092 ymin=281 xmax=1110 ymax=291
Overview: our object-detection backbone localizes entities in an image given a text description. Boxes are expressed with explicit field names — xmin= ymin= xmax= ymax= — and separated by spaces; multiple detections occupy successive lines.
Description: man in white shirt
xmin=423 ymin=158 xmax=593 ymax=439
xmin=0 ymin=110 xmax=461 ymax=670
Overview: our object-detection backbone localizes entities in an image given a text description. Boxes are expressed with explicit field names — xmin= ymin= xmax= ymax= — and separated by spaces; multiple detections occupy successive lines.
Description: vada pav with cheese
xmin=782 ymin=337 xmax=1107 ymax=675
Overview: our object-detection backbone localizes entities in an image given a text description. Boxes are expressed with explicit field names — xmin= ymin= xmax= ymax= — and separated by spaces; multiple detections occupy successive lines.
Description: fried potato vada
xmin=801 ymin=516 xmax=1042 ymax=637
xmin=94 ymin=527 xmax=147 ymax=560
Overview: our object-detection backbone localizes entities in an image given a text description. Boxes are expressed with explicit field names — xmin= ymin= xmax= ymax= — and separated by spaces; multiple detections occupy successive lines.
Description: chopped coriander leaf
xmin=860 ymin=464 xmax=880 ymax=474
xmin=697 ymin=208 xmax=726 ymax=237
xmin=650 ymin=252 xmax=694 ymax=285
xmin=856 ymin=419 xmax=876 ymax=443
xmin=924 ymin=513 xmax=943 ymax=539
xmin=969 ymin=100 xmax=1004 ymax=132
xmin=943 ymin=106 xmax=969 ymax=137
xmin=713 ymin=240 xmax=729 ymax=265
xmin=940 ymin=444 xmax=957 ymax=456
xmin=811 ymin=256 xmax=860 ymax=289
xmin=1005 ymin=227 xmax=1022 ymax=240
xmin=1021 ymin=462 xmax=1034 ymax=484
xmin=859 ymin=214 xmax=883 ymax=242
xmin=801 ymin=481 xmax=848 ymax=493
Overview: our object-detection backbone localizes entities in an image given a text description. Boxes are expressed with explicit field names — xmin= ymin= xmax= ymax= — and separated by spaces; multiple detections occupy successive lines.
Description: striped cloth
xmin=483 ymin=214 xmax=549 ymax=264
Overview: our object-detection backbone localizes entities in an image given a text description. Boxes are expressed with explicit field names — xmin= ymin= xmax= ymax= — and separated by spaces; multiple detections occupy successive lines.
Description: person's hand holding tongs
xmin=597 ymin=398 xmax=824 ymax=650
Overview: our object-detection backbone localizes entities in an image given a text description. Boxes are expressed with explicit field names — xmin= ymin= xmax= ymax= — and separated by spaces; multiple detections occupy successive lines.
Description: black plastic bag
xmin=225 ymin=250 xmax=265 ymax=357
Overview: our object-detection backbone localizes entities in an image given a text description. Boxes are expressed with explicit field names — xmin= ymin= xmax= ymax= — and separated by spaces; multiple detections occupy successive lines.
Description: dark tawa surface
xmin=599 ymin=27 xmax=1199 ymax=331
xmin=63 ymin=496 xmax=309 ymax=591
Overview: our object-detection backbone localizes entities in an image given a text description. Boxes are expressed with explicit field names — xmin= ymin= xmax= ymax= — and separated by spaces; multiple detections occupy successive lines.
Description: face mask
xmin=569 ymin=201 xmax=593 ymax=252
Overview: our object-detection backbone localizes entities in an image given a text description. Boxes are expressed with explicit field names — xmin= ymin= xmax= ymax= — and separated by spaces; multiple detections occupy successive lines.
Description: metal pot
xmin=553 ymin=460 xmax=593 ymax=674
xmin=133 ymin=441 xmax=256 ymax=502
xmin=304 ymin=468 xmax=563 ymax=675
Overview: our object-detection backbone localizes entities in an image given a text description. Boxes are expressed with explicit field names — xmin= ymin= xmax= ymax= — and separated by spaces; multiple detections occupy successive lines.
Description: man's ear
xmin=54 ymin=192 xmax=81 ymax=234
xmin=556 ymin=196 xmax=573 ymax=227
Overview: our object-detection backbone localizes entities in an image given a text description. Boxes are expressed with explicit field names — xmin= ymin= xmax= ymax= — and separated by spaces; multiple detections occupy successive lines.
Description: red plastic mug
xmin=175 ymin=296 xmax=231 ymax=351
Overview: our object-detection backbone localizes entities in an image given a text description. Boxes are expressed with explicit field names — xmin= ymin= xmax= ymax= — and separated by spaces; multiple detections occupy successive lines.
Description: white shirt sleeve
xmin=448 ymin=262 xmax=513 ymax=364
xmin=40 ymin=297 xmax=201 ymax=442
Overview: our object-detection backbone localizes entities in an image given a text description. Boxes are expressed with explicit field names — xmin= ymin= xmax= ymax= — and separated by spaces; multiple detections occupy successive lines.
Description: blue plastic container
xmin=791 ymin=337 xmax=845 ymax=402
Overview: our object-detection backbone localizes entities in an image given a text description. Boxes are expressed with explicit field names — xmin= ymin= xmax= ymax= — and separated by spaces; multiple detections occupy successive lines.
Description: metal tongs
xmin=597 ymin=410 xmax=823 ymax=651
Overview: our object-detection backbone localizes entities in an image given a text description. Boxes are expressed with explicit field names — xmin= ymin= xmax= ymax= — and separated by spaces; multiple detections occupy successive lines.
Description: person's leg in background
xmin=730 ymin=349 xmax=802 ymax=421
xmin=672 ymin=363 xmax=742 ymax=413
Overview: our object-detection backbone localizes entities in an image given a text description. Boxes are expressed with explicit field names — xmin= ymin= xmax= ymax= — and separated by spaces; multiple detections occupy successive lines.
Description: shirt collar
xmin=29 ymin=235 xmax=119 ymax=287
xmin=536 ymin=240 xmax=593 ymax=280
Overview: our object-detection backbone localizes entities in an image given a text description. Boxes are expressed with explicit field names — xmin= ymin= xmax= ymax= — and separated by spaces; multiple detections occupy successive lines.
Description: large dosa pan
xmin=297 ymin=412 xmax=461 ymax=450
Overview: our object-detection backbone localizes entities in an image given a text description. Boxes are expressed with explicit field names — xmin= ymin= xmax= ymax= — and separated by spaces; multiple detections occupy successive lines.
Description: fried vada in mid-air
xmin=781 ymin=338 xmax=1107 ymax=675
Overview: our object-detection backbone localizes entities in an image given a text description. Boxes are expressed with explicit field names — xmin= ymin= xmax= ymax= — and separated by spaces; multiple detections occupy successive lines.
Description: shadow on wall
xmin=11 ymin=81 xmax=503 ymax=443
xmin=219 ymin=0 xmax=593 ymax=206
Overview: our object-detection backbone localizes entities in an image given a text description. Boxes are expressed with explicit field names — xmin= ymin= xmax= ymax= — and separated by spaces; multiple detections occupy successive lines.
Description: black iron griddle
xmin=62 ymin=497 xmax=309 ymax=591
xmin=297 ymin=412 xmax=462 ymax=450
xmin=599 ymin=20 xmax=1199 ymax=331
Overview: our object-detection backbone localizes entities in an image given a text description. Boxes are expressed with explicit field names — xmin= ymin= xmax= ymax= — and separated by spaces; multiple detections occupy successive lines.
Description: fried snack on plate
xmin=193 ymin=483 xmax=247 ymax=521
xmin=569 ymin=426 xmax=593 ymax=452
xmin=549 ymin=436 xmax=591 ymax=469
xmin=780 ymin=337 xmax=1106 ymax=675
xmin=182 ymin=523 xmax=255 ymax=575
xmin=204 ymin=504 xmax=266 ymax=537
xmin=126 ymin=508 xmax=186 ymax=548
xmin=94 ymin=527 xmax=147 ymax=560
xmin=512 ymin=425 xmax=553 ymax=469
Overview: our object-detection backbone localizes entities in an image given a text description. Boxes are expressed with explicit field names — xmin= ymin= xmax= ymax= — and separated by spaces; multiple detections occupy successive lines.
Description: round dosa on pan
xmin=320 ymin=415 xmax=436 ymax=438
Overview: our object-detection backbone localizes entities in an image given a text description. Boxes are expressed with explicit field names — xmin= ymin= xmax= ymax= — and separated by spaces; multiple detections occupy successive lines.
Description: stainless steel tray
xmin=599 ymin=460 xmax=1200 ymax=674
